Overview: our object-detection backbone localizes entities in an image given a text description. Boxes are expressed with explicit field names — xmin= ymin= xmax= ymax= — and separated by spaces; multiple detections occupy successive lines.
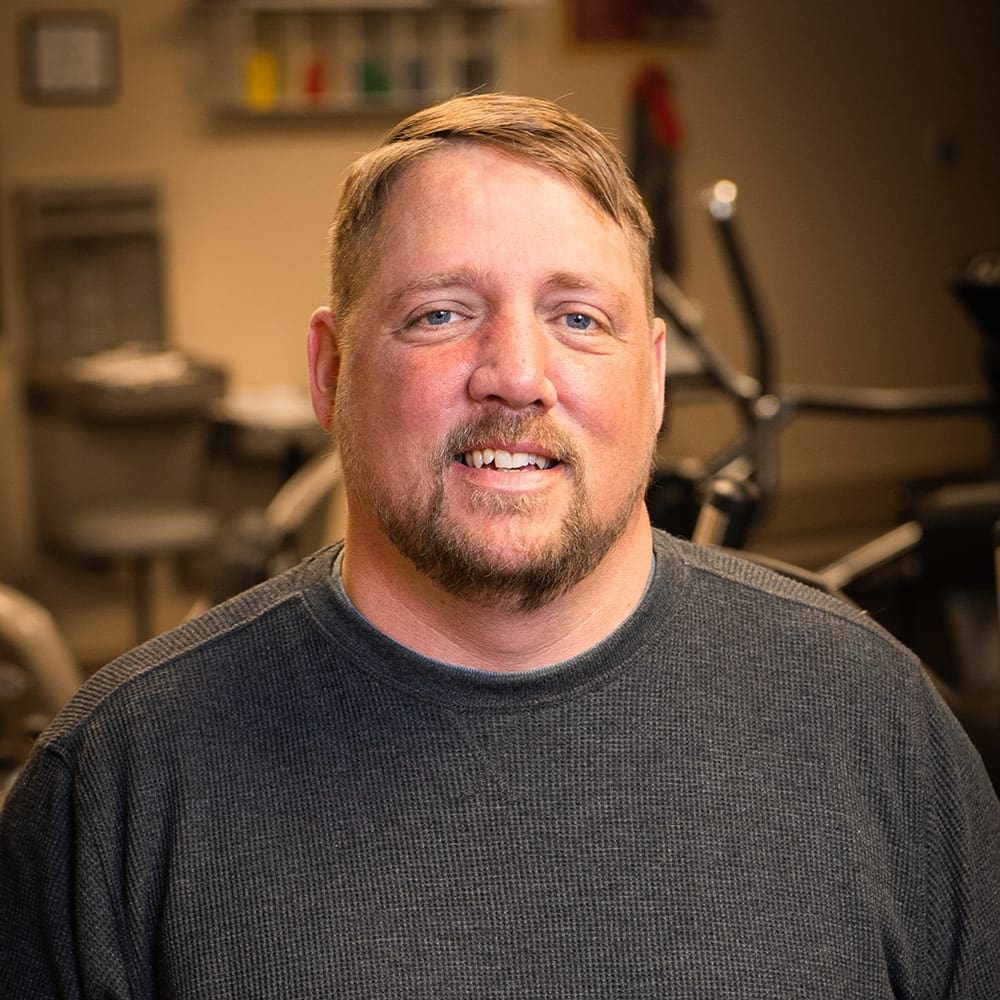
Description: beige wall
xmin=2 ymin=0 xmax=999 ymax=570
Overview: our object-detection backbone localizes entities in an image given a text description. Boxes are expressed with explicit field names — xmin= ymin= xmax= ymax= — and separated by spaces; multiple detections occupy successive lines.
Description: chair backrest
xmin=265 ymin=449 xmax=343 ymax=549
xmin=29 ymin=350 xmax=226 ymax=547
xmin=206 ymin=448 xmax=343 ymax=607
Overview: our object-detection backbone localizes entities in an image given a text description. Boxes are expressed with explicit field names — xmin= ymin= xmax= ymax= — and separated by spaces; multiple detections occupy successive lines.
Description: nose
xmin=467 ymin=310 xmax=558 ymax=412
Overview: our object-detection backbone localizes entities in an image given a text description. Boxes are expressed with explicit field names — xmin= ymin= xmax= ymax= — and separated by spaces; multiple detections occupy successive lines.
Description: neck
xmin=340 ymin=513 xmax=655 ymax=672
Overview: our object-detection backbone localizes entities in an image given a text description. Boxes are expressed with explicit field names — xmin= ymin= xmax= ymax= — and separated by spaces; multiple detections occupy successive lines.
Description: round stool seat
xmin=56 ymin=504 xmax=218 ymax=561
xmin=51 ymin=503 xmax=219 ymax=643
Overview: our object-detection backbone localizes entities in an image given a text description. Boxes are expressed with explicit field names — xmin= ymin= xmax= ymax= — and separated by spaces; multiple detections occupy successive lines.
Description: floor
xmin=25 ymin=553 xmax=207 ymax=672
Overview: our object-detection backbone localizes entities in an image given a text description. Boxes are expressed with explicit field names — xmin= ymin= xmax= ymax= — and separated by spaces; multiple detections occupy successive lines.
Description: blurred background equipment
xmin=16 ymin=184 xmax=227 ymax=643
xmin=0 ymin=583 xmax=83 ymax=804
xmin=631 ymin=64 xmax=683 ymax=278
xmin=646 ymin=180 xmax=1000 ymax=787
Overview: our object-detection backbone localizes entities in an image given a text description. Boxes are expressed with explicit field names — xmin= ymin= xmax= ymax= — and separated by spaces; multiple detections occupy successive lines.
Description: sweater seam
xmin=27 ymin=744 xmax=136 ymax=997
xmin=677 ymin=549 xmax=920 ymax=664
xmin=38 ymin=585 xmax=310 ymax=757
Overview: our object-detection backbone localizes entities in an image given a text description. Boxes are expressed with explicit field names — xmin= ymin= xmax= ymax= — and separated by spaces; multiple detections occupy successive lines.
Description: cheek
xmin=561 ymin=356 xmax=657 ymax=440
xmin=356 ymin=348 xmax=471 ymax=447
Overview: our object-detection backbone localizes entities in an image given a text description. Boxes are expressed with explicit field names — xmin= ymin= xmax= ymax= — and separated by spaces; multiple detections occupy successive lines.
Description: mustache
xmin=442 ymin=411 xmax=581 ymax=468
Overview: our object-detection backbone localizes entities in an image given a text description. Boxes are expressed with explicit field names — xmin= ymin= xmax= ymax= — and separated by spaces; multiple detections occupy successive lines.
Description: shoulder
xmin=652 ymin=529 xmax=916 ymax=668
xmin=649 ymin=530 xmax=999 ymax=827
xmin=646 ymin=530 xmax=943 ymax=766
xmin=36 ymin=544 xmax=346 ymax=763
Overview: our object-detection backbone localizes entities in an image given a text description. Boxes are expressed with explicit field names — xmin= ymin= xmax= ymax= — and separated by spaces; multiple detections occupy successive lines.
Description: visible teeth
xmin=463 ymin=448 xmax=553 ymax=471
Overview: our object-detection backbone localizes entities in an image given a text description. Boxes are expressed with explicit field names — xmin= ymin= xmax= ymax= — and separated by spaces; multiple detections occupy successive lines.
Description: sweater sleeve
xmin=918 ymin=675 xmax=1000 ymax=999
xmin=0 ymin=745 xmax=133 ymax=1000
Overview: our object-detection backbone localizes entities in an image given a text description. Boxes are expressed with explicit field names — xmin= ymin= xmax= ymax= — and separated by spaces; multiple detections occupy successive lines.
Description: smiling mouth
xmin=458 ymin=448 xmax=558 ymax=471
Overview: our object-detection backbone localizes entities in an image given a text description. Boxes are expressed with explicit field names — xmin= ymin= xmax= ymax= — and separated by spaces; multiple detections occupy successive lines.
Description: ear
xmin=307 ymin=307 xmax=341 ymax=433
xmin=651 ymin=316 xmax=668 ymax=433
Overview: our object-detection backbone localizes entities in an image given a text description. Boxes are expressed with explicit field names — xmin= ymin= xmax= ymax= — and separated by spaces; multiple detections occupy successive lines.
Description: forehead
xmin=385 ymin=144 xmax=605 ymax=223
xmin=367 ymin=145 xmax=645 ymax=298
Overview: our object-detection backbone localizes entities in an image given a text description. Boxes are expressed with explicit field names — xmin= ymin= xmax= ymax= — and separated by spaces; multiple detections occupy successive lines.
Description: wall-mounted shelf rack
xmin=196 ymin=0 xmax=537 ymax=117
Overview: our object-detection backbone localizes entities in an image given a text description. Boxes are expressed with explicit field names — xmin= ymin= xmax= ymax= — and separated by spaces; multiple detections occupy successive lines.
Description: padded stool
xmin=54 ymin=502 xmax=218 ymax=644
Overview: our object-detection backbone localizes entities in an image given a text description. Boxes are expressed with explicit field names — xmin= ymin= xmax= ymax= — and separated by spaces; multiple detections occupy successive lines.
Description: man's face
xmin=322 ymin=144 xmax=665 ymax=610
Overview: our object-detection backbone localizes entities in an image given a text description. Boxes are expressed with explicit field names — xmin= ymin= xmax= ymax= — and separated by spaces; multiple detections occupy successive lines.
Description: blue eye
xmin=565 ymin=312 xmax=594 ymax=330
xmin=425 ymin=309 xmax=454 ymax=326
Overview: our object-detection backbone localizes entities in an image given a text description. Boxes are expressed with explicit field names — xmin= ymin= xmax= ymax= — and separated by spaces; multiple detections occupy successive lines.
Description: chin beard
xmin=340 ymin=408 xmax=652 ymax=613
xmin=376 ymin=477 xmax=640 ymax=613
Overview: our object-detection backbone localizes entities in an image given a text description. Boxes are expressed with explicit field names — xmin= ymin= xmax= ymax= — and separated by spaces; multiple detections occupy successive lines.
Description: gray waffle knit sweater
xmin=2 ymin=531 xmax=998 ymax=998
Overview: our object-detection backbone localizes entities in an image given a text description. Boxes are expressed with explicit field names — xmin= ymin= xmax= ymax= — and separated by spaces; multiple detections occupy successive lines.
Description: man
xmin=1 ymin=94 xmax=998 ymax=998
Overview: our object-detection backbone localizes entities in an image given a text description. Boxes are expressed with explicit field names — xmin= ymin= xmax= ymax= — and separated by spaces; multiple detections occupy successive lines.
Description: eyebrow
xmin=386 ymin=266 xmax=632 ymax=314
xmin=384 ymin=266 xmax=487 ymax=312
xmin=540 ymin=270 xmax=632 ymax=314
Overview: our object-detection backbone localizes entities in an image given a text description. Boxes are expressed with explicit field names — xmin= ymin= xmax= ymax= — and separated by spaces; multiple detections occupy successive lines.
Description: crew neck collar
xmin=296 ymin=531 xmax=687 ymax=710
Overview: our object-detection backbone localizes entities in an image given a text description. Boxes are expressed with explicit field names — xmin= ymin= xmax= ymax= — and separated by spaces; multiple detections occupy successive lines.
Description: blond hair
xmin=327 ymin=93 xmax=655 ymax=334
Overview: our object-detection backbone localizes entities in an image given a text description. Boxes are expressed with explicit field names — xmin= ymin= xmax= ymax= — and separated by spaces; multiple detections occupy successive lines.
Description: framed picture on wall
xmin=19 ymin=11 xmax=119 ymax=105
xmin=570 ymin=0 xmax=716 ymax=43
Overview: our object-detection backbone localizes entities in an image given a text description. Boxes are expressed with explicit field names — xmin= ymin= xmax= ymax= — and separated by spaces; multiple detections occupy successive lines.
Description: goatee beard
xmin=348 ymin=410 xmax=646 ymax=612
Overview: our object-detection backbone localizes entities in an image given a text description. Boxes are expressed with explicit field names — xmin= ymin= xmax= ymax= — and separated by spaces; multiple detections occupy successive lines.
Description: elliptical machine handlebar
xmin=656 ymin=179 xmax=993 ymax=548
